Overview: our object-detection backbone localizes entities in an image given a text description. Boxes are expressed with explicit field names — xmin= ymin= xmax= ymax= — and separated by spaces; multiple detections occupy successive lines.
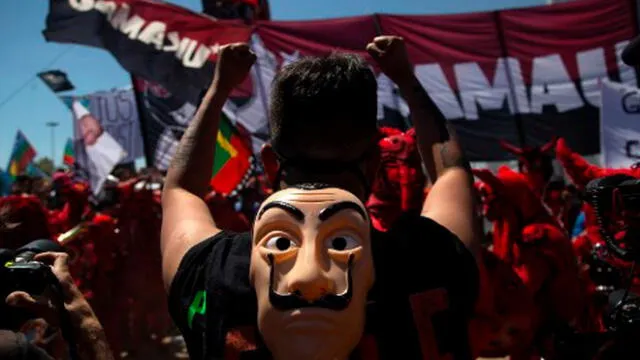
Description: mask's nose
xmin=286 ymin=246 xmax=334 ymax=302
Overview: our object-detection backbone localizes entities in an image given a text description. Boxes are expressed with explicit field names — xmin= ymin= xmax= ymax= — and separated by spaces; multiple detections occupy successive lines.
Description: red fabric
xmin=556 ymin=138 xmax=608 ymax=190
xmin=108 ymin=178 xmax=172 ymax=353
xmin=367 ymin=127 xmax=426 ymax=232
xmin=0 ymin=195 xmax=52 ymax=249
xmin=470 ymin=249 xmax=538 ymax=358
xmin=206 ymin=192 xmax=250 ymax=232
xmin=234 ymin=0 xmax=259 ymax=7
xmin=499 ymin=0 xmax=634 ymax=85
xmin=48 ymin=180 xmax=90 ymax=235
xmin=498 ymin=138 xmax=557 ymax=197
xmin=474 ymin=167 xmax=556 ymax=262
xmin=475 ymin=166 xmax=590 ymax=340
xmin=556 ymin=139 xmax=640 ymax=331
xmin=378 ymin=12 xmax=502 ymax=91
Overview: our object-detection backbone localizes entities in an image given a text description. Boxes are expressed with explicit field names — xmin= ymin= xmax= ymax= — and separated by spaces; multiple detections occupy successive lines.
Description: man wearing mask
xmin=161 ymin=37 xmax=483 ymax=359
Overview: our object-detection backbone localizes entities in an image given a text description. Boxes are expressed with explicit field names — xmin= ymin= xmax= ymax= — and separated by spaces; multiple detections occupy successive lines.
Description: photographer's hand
xmin=6 ymin=252 xmax=114 ymax=360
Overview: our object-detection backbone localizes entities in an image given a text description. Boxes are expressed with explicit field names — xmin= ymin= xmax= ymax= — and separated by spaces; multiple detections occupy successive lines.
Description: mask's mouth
xmin=268 ymin=253 xmax=354 ymax=311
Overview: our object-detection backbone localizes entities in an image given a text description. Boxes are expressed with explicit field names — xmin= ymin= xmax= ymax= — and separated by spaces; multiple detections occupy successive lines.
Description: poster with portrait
xmin=61 ymin=88 xmax=142 ymax=194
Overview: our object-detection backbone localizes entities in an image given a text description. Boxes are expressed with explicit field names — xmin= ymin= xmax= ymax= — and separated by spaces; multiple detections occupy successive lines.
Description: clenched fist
xmin=213 ymin=43 xmax=257 ymax=93
xmin=366 ymin=36 xmax=414 ymax=85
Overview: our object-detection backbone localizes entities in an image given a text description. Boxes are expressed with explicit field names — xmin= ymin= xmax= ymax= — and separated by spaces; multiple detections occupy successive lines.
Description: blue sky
xmin=0 ymin=0 xmax=544 ymax=168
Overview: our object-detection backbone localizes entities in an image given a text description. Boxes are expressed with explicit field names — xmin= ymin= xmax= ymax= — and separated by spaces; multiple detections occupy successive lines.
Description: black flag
xmin=37 ymin=70 xmax=74 ymax=92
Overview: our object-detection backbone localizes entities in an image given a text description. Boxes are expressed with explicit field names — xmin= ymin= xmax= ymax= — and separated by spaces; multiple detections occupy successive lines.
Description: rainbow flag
xmin=210 ymin=112 xmax=253 ymax=195
xmin=7 ymin=131 xmax=37 ymax=179
xmin=63 ymin=138 xmax=75 ymax=166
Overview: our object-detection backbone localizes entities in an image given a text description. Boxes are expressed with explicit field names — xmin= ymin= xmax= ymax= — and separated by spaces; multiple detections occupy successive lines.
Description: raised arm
xmin=160 ymin=43 xmax=256 ymax=290
xmin=367 ymin=36 xmax=481 ymax=256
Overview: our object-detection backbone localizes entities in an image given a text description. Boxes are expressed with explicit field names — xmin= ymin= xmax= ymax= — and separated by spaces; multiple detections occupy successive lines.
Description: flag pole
xmin=46 ymin=121 xmax=59 ymax=167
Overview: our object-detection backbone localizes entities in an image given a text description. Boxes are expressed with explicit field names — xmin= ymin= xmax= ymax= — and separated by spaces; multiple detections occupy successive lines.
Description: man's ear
xmin=261 ymin=144 xmax=279 ymax=187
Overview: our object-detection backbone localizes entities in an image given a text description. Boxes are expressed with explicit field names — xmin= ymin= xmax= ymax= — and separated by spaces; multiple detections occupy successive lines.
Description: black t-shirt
xmin=168 ymin=213 xmax=479 ymax=360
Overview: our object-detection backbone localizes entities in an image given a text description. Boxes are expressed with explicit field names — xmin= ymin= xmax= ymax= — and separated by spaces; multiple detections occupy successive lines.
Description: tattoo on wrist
xmin=410 ymin=82 xmax=450 ymax=142
xmin=440 ymin=143 xmax=471 ymax=171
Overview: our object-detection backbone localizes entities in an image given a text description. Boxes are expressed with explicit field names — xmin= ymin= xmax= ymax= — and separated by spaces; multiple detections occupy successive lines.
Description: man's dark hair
xmin=269 ymin=53 xmax=378 ymax=161
xmin=290 ymin=182 xmax=333 ymax=191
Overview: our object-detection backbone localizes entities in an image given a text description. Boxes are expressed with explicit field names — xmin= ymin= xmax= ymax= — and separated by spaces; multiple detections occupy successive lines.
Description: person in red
xmin=47 ymin=171 xmax=91 ymax=236
xmin=474 ymin=166 xmax=590 ymax=359
xmin=366 ymin=127 xmax=426 ymax=232
xmin=469 ymin=248 xmax=538 ymax=360
xmin=114 ymin=176 xmax=174 ymax=357
xmin=0 ymin=195 xmax=51 ymax=250
xmin=555 ymin=138 xmax=640 ymax=330
xmin=498 ymin=138 xmax=557 ymax=199
xmin=363 ymin=128 xmax=538 ymax=359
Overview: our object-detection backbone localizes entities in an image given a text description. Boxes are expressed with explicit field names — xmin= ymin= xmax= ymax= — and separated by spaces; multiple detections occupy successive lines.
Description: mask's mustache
xmin=268 ymin=253 xmax=354 ymax=311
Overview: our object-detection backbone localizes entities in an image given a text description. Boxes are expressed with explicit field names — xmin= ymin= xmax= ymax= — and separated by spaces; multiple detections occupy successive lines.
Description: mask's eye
xmin=326 ymin=235 xmax=360 ymax=252
xmin=264 ymin=236 xmax=297 ymax=252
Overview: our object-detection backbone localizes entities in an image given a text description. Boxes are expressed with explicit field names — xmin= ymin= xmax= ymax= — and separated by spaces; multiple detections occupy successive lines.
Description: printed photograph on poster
xmin=61 ymin=88 xmax=144 ymax=194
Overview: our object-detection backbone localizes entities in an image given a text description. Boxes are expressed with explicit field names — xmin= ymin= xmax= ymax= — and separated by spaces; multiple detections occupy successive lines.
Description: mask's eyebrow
xmin=319 ymin=201 xmax=367 ymax=222
xmin=257 ymin=201 xmax=305 ymax=223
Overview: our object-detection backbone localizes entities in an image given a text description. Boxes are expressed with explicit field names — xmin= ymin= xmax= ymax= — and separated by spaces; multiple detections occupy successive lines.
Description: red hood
xmin=366 ymin=127 xmax=426 ymax=231
xmin=474 ymin=167 xmax=556 ymax=260
xmin=0 ymin=195 xmax=52 ymax=249
xmin=499 ymin=137 xmax=557 ymax=197
xmin=475 ymin=166 xmax=550 ymax=222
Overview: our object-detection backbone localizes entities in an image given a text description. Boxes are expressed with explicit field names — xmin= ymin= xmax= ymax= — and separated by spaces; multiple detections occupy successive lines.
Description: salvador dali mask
xmin=250 ymin=185 xmax=374 ymax=360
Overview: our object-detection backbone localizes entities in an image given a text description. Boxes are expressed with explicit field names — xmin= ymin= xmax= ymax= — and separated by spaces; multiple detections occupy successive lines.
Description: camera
xmin=554 ymin=175 xmax=640 ymax=359
xmin=587 ymin=243 xmax=622 ymax=296
xmin=0 ymin=239 xmax=63 ymax=330
xmin=585 ymin=174 xmax=640 ymax=262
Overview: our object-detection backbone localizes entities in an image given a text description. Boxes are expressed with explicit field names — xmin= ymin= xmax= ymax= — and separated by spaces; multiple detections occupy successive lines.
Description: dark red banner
xmin=498 ymin=0 xmax=638 ymax=158
xmin=378 ymin=12 xmax=514 ymax=159
xmin=46 ymin=0 xmax=639 ymax=162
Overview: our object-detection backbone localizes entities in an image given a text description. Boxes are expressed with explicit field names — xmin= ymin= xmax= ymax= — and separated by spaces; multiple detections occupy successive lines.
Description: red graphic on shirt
xmin=409 ymin=289 xmax=454 ymax=360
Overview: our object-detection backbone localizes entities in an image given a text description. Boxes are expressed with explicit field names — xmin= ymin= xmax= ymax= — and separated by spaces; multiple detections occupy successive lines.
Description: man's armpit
xmin=162 ymin=225 xmax=220 ymax=292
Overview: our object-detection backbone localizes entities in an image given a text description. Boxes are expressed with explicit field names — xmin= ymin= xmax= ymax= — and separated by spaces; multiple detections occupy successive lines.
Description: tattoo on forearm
xmin=411 ymin=82 xmax=450 ymax=142
xmin=409 ymin=82 xmax=470 ymax=171
xmin=170 ymin=128 xmax=198 ymax=171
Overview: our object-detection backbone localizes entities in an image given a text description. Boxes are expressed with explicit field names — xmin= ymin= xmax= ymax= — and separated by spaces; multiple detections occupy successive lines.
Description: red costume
xmin=366 ymin=127 xmax=426 ymax=232
xmin=498 ymin=138 xmax=557 ymax=198
xmin=470 ymin=249 xmax=538 ymax=359
xmin=0 ymin=195 xmax=51 ymax=249
xmin=47 ymin=172 xmax=90 ymax=235
xmin=205 ymin=191 xmax=250 ymax=232
xmin=474 ymin=166 xmax=590 ymax=357
xmin=365 ymin=128 xmax=520 ymax=358
xmin=555 ymin=138 xmax=640 ymax=328
xmin=115 ymin=178 xmax=173 ymax=355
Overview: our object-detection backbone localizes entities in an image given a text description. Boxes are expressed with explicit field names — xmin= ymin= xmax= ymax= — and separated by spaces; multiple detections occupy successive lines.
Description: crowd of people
xmin=2 ymin=36 xmax=640 ymax=360
xmin=0 ymin=164 xmax=275 ymax=358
